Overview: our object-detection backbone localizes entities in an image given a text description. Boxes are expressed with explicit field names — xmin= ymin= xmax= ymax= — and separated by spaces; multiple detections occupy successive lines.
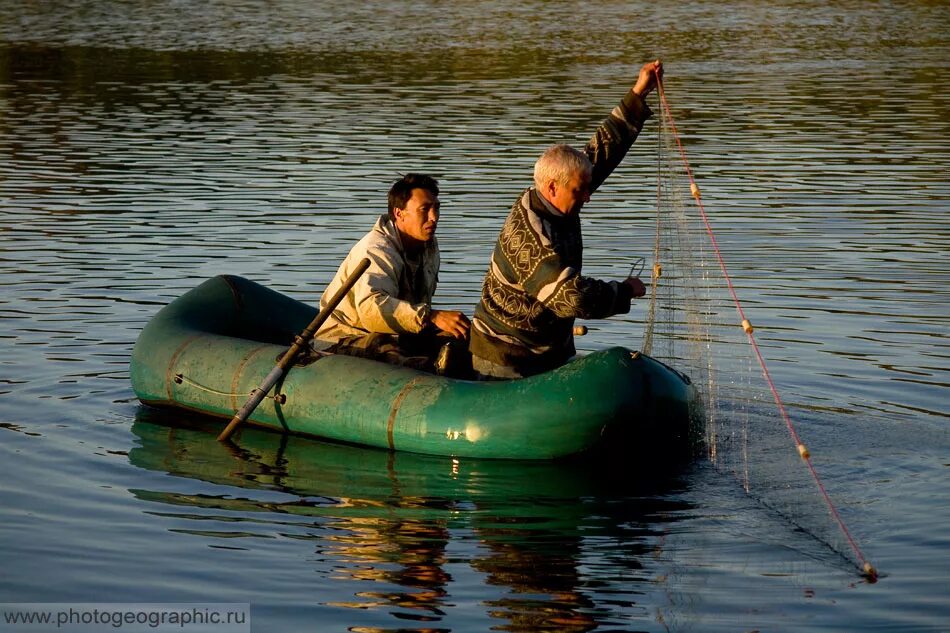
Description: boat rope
xmin=628 ymin=256 xmax=646 ymax=280
xmin=653 ymin=71 xmax=876 ymax=581
xmin=173 ymin=373 xmax=286 ymax=404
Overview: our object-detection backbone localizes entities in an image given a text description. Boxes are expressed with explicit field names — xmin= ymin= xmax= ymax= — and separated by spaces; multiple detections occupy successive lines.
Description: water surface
xmin=1 ymin=1 xmax=947 ymax=631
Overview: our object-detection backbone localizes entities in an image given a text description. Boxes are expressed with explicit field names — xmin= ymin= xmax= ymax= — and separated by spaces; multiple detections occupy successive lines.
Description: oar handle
xmin=217 ymin=257 xmax=371 ymax=442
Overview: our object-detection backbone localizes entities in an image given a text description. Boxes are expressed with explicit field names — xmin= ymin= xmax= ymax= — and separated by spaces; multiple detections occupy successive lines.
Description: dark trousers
xmin=327 ymin=331 xmax=471 ymax=377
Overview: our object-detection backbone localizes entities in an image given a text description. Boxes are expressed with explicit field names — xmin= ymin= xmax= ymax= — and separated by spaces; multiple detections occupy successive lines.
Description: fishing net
xmin=640 ymin=80 xmax=875 ymax=579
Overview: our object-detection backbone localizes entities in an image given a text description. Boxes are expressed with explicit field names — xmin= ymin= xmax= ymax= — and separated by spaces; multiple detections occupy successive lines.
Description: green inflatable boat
xmin=130 ymin=275 xmax=700 ymax=460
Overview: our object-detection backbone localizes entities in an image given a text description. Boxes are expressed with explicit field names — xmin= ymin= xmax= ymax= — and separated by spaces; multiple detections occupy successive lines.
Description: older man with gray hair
xmin=469 ymin=60 xmax=662 ymax=379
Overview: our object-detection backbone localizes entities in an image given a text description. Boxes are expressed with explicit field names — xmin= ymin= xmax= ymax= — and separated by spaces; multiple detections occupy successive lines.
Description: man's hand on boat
xmin=632 ymin=59 xmax=663 ymax=98
xmin=623 ymin=276 xmax=647 ymax=298
xmin=430 ymin=309 xmax=471 ymax=339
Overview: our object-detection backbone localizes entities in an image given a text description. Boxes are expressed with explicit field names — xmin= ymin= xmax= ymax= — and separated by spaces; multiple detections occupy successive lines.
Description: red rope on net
xmin=654 ymin=71 xmax=876 ymax=581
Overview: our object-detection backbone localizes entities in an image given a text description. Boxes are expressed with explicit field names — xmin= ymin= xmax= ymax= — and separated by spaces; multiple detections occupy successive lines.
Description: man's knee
xmin=471 ymin=355 xmax=524 ymax=380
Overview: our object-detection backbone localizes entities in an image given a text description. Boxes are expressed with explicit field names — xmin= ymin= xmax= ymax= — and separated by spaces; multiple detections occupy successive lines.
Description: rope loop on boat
xmin=628 ymin=256 xmax=646 ymax=279
xmin=173 ymin=373 xmax=286 ymax=403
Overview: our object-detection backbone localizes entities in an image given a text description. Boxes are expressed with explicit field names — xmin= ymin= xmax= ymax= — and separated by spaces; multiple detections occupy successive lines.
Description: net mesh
xmin=639 ymin=86 xmax=873 ymax=577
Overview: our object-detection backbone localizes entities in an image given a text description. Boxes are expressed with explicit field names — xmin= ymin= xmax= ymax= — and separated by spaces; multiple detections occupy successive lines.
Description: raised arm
xmin=586 ymin=59 xmax=663 ymax=193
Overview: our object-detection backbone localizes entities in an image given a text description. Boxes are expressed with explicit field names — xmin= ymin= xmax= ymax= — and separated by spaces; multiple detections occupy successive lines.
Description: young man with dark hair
xmin=313 ymin=173 xmax=469 ymax=372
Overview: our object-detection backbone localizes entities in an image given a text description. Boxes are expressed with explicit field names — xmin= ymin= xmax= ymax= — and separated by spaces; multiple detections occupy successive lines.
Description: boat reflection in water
xmin=128 ymin=407 xmax=693 ymax=631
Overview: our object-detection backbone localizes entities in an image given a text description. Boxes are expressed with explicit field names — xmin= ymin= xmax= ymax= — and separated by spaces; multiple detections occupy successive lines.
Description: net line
xmin=640 ymin=72 xmax=876 ymax=580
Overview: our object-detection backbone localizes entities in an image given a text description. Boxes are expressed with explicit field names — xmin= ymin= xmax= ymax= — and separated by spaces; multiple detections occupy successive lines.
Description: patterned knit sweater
xmin=469 ymin=90 xmax=652 ymax=374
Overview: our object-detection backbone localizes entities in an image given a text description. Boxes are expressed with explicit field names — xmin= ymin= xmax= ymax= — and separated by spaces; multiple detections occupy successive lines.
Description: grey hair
xmin=533 ymin=144 xmax=593 ymax=190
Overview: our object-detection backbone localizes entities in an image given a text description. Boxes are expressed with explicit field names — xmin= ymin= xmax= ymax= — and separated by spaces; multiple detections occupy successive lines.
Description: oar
xmin=217 ymin=257 xmax=371 ymax=442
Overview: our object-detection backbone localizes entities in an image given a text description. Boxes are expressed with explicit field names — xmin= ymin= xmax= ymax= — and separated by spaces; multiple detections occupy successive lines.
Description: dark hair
xmin=388 ymin=173 xmax=440 ymax=219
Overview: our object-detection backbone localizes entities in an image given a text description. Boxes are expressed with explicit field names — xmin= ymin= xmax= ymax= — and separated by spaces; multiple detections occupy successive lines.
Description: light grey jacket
xmin=313 ymin=215 xmax=439 ymax=348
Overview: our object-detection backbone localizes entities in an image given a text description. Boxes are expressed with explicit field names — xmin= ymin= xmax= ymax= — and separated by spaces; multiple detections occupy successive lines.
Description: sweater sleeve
xmin=586 ymin=90 xmax=653 ymax=193
xmin=352 ymin=245 xmax=429 ymax=334
xmin=523 ymin=250 xmax=633 ymax=319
